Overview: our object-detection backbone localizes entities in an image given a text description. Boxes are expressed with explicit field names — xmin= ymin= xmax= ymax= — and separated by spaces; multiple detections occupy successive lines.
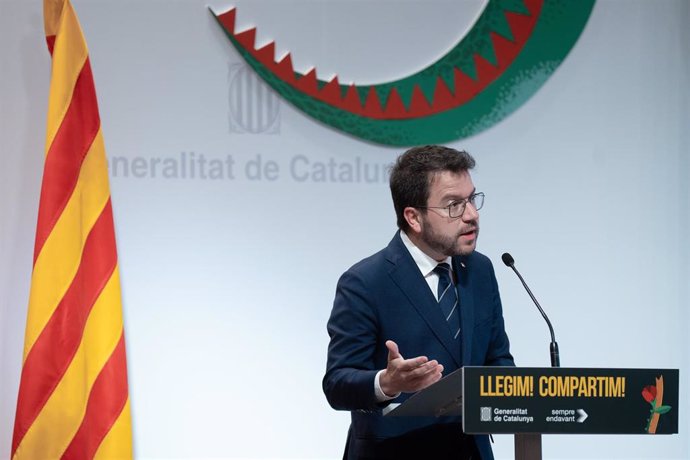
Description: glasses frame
xmin=415 ymin=192 xmax=485 ymax=218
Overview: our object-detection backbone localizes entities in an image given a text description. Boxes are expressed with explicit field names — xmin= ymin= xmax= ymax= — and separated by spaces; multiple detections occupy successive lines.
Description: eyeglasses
xmin=416 ymin=192 xmax=484 ymax=218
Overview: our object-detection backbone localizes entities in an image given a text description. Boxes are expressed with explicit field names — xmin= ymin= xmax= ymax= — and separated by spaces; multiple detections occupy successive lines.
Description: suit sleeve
xmin=322 ymin=268 xmax=383 ymax=411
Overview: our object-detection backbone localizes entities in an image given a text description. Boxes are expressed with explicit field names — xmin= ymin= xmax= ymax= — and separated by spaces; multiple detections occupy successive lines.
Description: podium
xmin=385 ymin=367 xmax=679 ymax=460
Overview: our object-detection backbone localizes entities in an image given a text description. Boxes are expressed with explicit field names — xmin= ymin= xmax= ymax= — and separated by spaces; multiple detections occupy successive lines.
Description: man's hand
xmin=379 ymin=340 xmax=444 ymax=396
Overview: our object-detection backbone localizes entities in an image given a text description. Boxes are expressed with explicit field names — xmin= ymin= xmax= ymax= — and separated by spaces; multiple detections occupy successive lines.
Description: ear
xmin=403 ymin=207 xmax=423 ymax=234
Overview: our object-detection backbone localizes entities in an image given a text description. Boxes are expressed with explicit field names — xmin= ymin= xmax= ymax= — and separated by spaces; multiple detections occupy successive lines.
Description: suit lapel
xmin=385 ymin=234 xmax=462 ymax=367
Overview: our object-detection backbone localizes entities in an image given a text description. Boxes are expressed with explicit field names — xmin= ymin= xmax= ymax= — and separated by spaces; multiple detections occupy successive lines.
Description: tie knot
xmin=433 ymin=262 xmax=452 ymax=279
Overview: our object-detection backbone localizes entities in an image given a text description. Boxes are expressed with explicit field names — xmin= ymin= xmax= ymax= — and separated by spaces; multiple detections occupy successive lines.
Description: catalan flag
xmin=11 ymin=1 xmax=133 ymax=458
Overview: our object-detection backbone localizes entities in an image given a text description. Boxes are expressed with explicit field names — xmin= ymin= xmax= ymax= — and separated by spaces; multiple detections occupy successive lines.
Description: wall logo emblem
xmin=228 ymin=63 xmax=281 ymax=135
xmin=212 ymin=0 xmax=595 ymax=146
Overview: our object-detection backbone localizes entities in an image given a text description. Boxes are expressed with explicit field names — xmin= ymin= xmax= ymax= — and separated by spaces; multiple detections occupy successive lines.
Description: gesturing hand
xmin=379 ymin=340 xmax=444 ymax=396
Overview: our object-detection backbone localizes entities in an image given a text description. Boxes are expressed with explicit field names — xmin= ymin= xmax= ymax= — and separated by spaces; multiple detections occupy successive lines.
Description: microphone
xmin=501 ymin=252 xmax=560 ymax=368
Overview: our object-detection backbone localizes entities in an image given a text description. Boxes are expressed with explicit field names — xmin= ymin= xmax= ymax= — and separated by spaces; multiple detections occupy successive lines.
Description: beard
xmin=420 ymin=219 xmax=479 ymax=257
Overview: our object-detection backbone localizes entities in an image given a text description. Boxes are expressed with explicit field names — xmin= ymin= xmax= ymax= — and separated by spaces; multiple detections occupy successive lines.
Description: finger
xmin=408 ymin=366 xmax=444 ymax=391
xmin=385 ymin=340 xmax=401 ymax=361
xmin=421 ymin=371 xmax=444 ymax=389
xmin=413 ymin=362 xmax=444 ymax=379
xmin=395 ymin=355 xmax=431 ymax=371
xmin=402 ymin=359 xmax=441 ymax=377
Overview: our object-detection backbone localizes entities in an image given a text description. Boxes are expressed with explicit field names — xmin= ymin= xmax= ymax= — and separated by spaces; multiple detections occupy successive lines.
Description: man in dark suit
xmin=323 ymin=145 xmax=514 ymax=460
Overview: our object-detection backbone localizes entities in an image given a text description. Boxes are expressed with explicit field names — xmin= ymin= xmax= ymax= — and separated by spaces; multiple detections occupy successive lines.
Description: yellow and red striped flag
xmin=12 ymin=1 xmax=133 ymax=458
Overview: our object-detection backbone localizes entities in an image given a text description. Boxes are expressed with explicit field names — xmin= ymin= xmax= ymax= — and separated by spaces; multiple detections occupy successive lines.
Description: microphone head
xmin=501 ymin=252 xmax=515 ymax=267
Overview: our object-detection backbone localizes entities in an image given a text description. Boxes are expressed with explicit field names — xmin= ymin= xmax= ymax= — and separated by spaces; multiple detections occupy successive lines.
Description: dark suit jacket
xmin=323 ymin=232 xmax=514 ymax=460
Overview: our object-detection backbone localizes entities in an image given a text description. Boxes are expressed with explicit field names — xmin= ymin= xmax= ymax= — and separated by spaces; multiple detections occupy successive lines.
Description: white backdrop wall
xmin=1 ymin=1 xmax=688 ymax=459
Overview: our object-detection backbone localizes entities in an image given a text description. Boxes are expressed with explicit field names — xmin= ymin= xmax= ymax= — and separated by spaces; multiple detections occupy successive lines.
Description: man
xmin=323 ymin=145 xmax=514 ymax=460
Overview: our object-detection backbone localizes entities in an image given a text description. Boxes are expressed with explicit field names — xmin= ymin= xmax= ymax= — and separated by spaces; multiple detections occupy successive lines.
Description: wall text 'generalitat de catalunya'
xmin=109 ymin=152 xmax=393 ymax=184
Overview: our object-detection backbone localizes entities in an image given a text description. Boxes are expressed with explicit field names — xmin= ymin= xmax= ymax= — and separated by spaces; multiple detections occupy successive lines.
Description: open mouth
xmin=460 ymin=228 xmax=477 ymax=239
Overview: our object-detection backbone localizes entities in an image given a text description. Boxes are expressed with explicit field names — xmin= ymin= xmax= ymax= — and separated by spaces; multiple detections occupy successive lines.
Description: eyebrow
xmin=444 ymin=187 xmax=476 ymax=203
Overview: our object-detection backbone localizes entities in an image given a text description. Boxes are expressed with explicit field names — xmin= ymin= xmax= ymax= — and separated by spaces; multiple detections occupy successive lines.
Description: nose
xmin=462 ymin=201 xmax=479 ymax=221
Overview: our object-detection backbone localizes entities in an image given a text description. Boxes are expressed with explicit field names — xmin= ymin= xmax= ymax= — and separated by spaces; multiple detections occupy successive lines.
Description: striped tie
xmin=434 ymin=263 xmax=461 ymax=339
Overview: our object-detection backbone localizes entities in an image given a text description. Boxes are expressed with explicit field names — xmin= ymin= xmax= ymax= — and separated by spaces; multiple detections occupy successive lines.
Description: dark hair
xmin=389 ymin=145 xmax=476 ymax=231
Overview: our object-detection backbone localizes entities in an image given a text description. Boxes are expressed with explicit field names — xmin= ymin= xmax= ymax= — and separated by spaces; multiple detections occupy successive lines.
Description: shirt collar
xmin=400 ymin=230 xmax=452 ymax=278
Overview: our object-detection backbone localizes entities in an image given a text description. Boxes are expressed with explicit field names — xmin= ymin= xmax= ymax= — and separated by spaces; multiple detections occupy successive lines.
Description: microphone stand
xmin=502 ymin=253 xmax=559 ymax=460
xmin=506 ymin=262 xmax=560 ymax=368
